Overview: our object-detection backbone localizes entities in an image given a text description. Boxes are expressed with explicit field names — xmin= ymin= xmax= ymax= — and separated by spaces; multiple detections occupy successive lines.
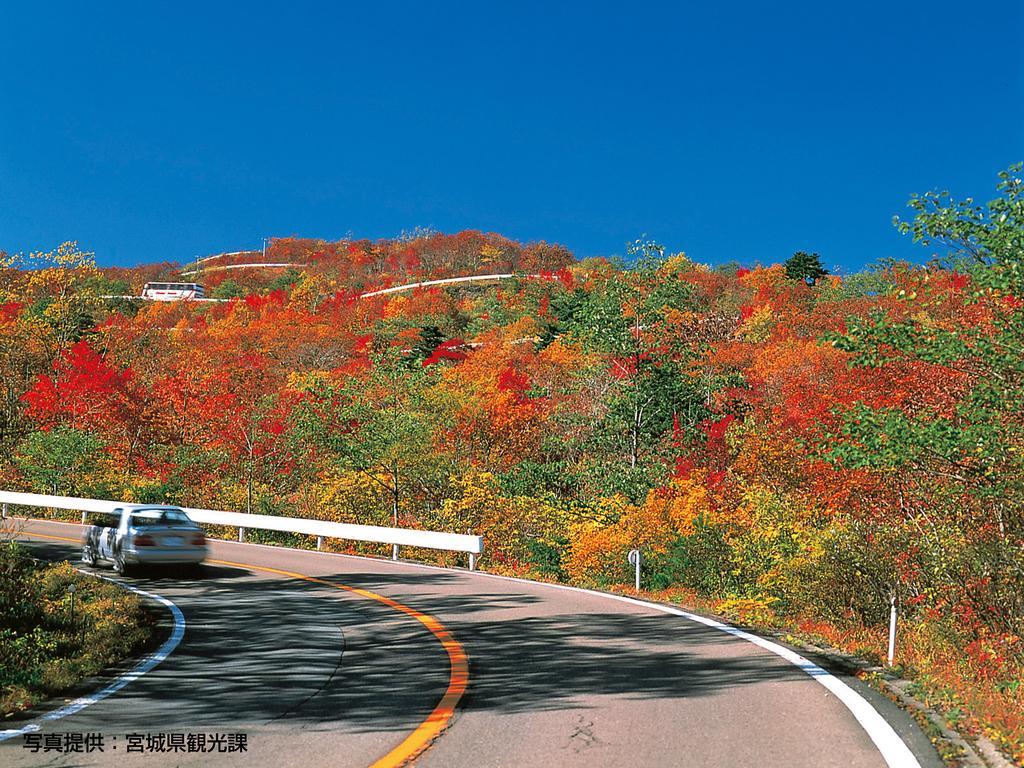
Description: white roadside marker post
xmin=628 ymin=549 xmax=642 ymax=594
xmin=887 ymin=591 xmax=898 ymax=666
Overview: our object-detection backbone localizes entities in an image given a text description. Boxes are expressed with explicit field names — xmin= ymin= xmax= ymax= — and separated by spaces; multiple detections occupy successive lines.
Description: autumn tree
xmin=826 ymin=165 xmax=1024 ymax=635
xmin=20 ymin=340 xmax=156 ymax=481
xmin=3 ymin=242 xmax=102 ymax=361
xmin=183 ymin=348 xmax=300 ymax=515
xmin=0 ymin=300 xmax=49 ymax=460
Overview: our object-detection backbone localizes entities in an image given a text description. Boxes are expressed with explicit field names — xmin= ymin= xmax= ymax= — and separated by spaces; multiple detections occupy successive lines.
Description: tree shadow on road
xmin=13 ymin=540 xmax=815 ymax=738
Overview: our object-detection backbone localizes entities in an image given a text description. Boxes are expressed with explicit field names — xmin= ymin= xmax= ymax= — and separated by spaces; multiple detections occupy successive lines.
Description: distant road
xmin=179 ymin=263 xmax=305 ymax=277
xmin=102 ymin=272 xmax=547 ymax=304
xmin=357 ymin=273 xmax=541 ymax=298
xmin=3 ymin=519 xmax=941 ymax=768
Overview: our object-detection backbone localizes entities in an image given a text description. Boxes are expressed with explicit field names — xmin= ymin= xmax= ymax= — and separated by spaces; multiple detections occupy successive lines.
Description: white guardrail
xmin=0 ymin=490 xmax=484 ymax=570
xmin=357 ymin=273 xmax=522 ymax=298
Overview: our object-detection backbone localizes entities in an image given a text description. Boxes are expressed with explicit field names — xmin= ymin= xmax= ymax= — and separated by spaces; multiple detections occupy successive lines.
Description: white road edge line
xmin=15 ymin=520 xmax=922 ymax=767
xmin=0 ymin=571 xmax=186 ymax=743
xmin=536 ymin=582 xmax=923 ymax=768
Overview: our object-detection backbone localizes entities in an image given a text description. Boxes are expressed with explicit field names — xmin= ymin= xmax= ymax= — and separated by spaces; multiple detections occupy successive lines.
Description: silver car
xmin=82 ymin=504 xmax=207 ymax=575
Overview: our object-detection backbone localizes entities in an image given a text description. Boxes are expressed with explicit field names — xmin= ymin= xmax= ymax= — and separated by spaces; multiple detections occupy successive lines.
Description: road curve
xmin=2 ymin=519 xmax=942 ymax=768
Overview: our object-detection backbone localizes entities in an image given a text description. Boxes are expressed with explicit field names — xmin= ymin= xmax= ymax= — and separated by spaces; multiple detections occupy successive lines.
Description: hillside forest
xmin=1 ymin=168 xmax=1022 ymax=760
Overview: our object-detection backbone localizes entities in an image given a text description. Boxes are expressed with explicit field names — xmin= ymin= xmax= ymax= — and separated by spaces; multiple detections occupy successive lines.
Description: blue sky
xmin=1 ymin=1 xmax=1022 ymax=272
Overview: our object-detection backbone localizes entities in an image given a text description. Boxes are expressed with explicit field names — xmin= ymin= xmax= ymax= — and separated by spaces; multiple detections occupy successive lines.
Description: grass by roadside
xmin=0 ymin=538 xmax=155 ymax=717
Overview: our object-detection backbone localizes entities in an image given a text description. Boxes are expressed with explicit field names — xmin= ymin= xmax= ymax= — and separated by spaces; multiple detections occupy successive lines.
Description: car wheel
xmin=113 ymin=550 xmax=131 ymax=576
xmin=81 ymin=544 xmax=95 ymax=566
xmin=189 ymin=563 xmax=204 ymax=579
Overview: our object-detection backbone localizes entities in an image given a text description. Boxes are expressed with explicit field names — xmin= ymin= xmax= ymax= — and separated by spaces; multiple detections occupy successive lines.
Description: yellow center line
xmin=12 ymin=531 xmax=469 ymax=768
xmin=13 ymin=531 xmax=80 ymax=543
xmin=210 ymin=558 xmax=469 ymax=768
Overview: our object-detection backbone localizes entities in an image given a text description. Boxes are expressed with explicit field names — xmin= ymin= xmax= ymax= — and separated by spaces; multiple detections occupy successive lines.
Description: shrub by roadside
xmin=0 ymin=539 xmax=154 ymax=716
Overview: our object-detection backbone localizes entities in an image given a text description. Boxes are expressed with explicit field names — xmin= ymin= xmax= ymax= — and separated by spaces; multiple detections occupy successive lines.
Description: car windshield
xmin=130 ymin=508 xmax=192 ymax=527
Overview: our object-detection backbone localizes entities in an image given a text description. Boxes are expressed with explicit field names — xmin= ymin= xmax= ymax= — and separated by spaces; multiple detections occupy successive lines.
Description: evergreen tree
xmin=784 ymin=251 xmax=828 ymax=285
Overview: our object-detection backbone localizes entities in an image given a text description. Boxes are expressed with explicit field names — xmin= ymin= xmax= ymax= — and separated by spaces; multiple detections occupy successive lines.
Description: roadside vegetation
xmin=0 ymin=167 xmax=1021 ymax=761
xmin=0 ymin=537 xmax=154 ymax=716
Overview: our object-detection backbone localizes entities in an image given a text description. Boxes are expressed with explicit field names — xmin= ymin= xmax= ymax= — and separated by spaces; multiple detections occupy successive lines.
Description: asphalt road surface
xmin=2 ymin=518 xmax=942 ymax=768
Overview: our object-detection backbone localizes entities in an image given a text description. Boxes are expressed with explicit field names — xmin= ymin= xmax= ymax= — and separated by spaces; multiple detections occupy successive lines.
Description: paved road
xmin=2 ymin=518 xmax=942 ymax=768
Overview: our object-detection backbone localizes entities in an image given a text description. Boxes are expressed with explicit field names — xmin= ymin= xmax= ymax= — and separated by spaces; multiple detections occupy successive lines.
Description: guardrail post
xmin=81 ymin=510 xmax=87 ymax=525
xmin=1 ymin=502 xmax=7 ymax=519
xmin=238 ymin=527 xmax=246 ymax=543
xmin=392 ymin=543 xmax=399 ymax=561
xmin=317 ymin=536 xmax=324 ymax=551
xmin=469 ymin=553 xmax=477 ymax=571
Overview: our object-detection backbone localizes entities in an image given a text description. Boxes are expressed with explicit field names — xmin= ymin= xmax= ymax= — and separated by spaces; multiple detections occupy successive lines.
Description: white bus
xmin=141 ymin=282 xmax=206 ymax=301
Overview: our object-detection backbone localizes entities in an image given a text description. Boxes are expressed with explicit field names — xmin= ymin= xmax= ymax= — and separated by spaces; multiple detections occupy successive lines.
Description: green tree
xmin=212 ymin=279 xmax=246 ymax=299
xmin=784 ymin=251 xmax=828 ymax=285
xmin=267 ymin=268 xmax=303 ymax=293
xmin=15 ymin=427 xmax=103 ymax=496
xmin=296 ymin=348 xmax=445 ymax=531
xmin=560 ymin=241 xmax=707 ymax=495
xmin=406 ymin=325 xmax=446 ymax=365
